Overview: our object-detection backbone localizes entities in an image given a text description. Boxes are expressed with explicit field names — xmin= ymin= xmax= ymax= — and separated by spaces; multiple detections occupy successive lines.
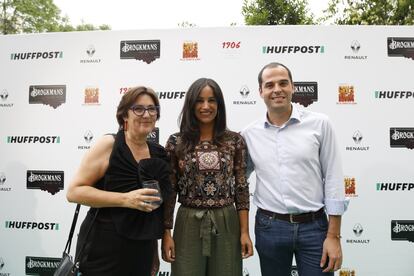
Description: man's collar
xmin=263 ymin=104 xmax=302 ymax=128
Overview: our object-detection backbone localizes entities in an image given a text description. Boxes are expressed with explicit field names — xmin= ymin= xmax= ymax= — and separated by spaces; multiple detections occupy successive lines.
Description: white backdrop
xmin=0 ymin=26 xmax=413 ymax=276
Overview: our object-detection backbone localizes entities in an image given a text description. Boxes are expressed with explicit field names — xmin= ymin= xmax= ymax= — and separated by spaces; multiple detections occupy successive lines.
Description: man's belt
xmin=258 ymin=207 xmax=325 ymax=223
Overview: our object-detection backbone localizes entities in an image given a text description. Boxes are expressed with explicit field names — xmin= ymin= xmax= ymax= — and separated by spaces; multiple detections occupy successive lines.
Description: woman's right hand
xmin=125 ymin=188 xmax=160 ymax=212
xmin=162 ymin=230 xmax=175 ymax=263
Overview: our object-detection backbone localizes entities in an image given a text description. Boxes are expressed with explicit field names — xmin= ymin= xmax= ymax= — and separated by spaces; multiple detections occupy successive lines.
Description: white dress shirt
xmin=241 ymin=104 xmax=348 ymax=215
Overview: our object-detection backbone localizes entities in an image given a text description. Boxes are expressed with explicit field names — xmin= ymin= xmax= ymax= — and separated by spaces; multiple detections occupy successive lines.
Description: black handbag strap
xmin=64 ymin=204 xmax=99 ymax=258
xmin=64 ymin=204 xmax=81 ymax=255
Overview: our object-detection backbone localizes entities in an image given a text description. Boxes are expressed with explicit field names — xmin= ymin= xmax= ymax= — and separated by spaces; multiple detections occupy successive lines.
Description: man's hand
xmin=320 ymin=235 xmax=342 ymax=272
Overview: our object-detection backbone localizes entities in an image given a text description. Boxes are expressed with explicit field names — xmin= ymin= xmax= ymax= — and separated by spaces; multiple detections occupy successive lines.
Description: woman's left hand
xmin=240 ymin=232 xmax=254 ymax=259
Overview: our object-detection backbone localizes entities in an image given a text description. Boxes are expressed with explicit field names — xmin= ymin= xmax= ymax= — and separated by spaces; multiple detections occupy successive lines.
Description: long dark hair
xmin=177 ymin=78 xmax=227 ymax=156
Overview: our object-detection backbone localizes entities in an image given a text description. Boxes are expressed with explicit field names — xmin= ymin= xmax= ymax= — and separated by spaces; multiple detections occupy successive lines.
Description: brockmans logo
xmin=10 ymin=51 xmax=63 ymax=60
xmin=292 ymin=82 xmax=318 ymax=107
xmin=29 ymin=85 xmax=66 ymax=109
xmin=120 ymin=40 xmax=160 ymax=64
xmin=26 ymin=256 xmax=61 ymax=275
xmin=391 ymin=220 xmax=414 ymax=242
xmin=147 ymin=127 xmax=159 ymax=144
xmin=387 ymin=37 xmax=414 ymax=60
xmin=27 ymin=170 xmax=64 ymax=195
xmin=262 ymin=45 xmax=324 ymax=54
xmin=7 ymin=136 xmax=60 ymax=143
xmin=390 ymin=128 xmax=414 ymax=149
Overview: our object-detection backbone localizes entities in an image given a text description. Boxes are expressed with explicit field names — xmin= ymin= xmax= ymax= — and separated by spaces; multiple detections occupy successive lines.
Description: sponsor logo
xmin=340 ymin=269 xmax=356 ymax=276
xmin=353 ymin=223 xmax=363 ymax=237
xmin=345 ymin=177 xmax=358 ymax=197
xmin=391 ymin=220 xmax=414 ymax=242
xmin=262 ymin=45 xmax=325 ymax=54
xmin=25 ymin=256 xmax=61 ymax=275
xmin=344 ymin=40 xmax=367 ymax=60
xmin=29 ymin=85 xmax=66 ymax=109
xmin=243 ymin=268 xmax=249 ymax=276
xmin=119 ymin=87 xmax=131 ymax=95
xmin=0 ymin=172 xmax=11 ymax=192
xmin=120 ymin=40 xmax=160 ymax=64
xmin=346 ymin=223 xmax=370 ymax=244
xmin=345 ymin=130 xmax=369 ymax=151
xmin=387 ymin=37 xmax=414 ymax=60
xmin=80 ymin=45 xmax=101 ymax=64
xmin=375 ymin=90 xmax=414 ymax=99
xmin=0 ymin=257 xmax=10 ymax=276
xmin=0 ymin=89 xmax=14 ymax=108
xmin=5 ymin=221 xmax=59 ymax=230
xmin=10 ymin=51 xmax=63 ymax=60
xmin=0 ymin=89 xmax=8 ymax=100
xmin=157 ymin=91 xmax=186 ymax=100
xmin=337 ymin=85 xmax=356 ymax=104
xmin=181 ymin=41 xmax=200 ymax=60
xmin=83 ymin=87 xmax=100 ymax=105
xmin=390 ymin=128 xmax=414 ymax=149
xmin=222 ymin=41 xmax=241 ymax=49
xmin=7 ymin=136 xmax=60 ymax=144
xmin=233 ymin=86 xmax=256 ymax=105
xmin=27 ymin=170 xmax=64 ymax=195
xmin=376 ymin=182 xmax=414 ymax=191
xmin=78 ymin=130 xmax=94 ymax=150
xmin=157 ymin=272 xmax=170 ymax=276
xmin=147 ymin=127 xmax=159 ymax=144
xmin=292 ymin=82 xmax=318 ymax=107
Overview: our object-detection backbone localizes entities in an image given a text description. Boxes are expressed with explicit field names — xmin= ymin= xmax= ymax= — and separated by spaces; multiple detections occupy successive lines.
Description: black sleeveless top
xmin=91 ymin=130 xmax=171 ymax=240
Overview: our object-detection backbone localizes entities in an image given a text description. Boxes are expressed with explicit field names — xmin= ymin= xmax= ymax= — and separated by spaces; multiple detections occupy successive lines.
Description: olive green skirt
xmin=172 ymin=205 xmax=242 ymax=276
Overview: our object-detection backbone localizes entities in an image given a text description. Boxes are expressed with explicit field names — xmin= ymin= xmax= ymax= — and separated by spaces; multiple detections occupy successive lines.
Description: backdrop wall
xmin=0 ymin=25 xmax=413 ymax=276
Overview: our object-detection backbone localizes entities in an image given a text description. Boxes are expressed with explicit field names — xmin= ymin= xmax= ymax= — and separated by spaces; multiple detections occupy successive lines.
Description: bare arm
xmin=239 ymin=210 xmax=253 ymax=258
xmin=66 ymin=135 xmax=158 ymax=211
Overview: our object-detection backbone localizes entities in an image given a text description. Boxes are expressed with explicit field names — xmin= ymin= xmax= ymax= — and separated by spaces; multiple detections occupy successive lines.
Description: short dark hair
xmin=178 ymin=78 xmax=227 ymax=153
xmin=116 ymin=86 xmax=160 ymax=129
xmin=258 ymin=62 xmax=293 ymax=88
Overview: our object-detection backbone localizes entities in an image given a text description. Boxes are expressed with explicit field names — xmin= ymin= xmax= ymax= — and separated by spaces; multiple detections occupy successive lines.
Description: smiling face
xmin=260 ymin=66 xmax=295 ymax=114
xmin=124 ymin=94 xmax=157 ymax=137
xmin=194 ymin=85 xmax=218 ymax=127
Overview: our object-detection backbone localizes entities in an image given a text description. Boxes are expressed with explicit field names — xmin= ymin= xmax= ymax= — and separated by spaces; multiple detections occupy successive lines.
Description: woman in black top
xmin=67 ymin=86 xmax=170 ymax=276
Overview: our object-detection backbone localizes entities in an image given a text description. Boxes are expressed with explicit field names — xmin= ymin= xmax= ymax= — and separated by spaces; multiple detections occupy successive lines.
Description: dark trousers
xmin=76 ymin=214 xmax=154 ymax=276
xmin=255 ymin=210 xmax=333 ymax=276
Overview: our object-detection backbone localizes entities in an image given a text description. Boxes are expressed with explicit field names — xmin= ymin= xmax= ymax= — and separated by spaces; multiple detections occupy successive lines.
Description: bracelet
xmin=327 ymin=232 xmax=342 ymax=239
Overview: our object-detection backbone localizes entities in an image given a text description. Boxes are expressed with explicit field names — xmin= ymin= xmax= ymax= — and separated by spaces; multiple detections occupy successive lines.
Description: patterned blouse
xmin=164 ymin=130 xmax=249 ymax=229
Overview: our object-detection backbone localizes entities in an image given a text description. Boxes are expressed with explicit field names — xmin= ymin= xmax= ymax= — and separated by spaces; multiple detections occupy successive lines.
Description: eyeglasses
xmin=130 ymin=105 xmax=159 ymax=116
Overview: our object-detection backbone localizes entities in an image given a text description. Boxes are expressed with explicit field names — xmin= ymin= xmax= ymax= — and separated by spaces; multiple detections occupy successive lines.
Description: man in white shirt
xmin=241 ymin=62 xmax=348 ymax=276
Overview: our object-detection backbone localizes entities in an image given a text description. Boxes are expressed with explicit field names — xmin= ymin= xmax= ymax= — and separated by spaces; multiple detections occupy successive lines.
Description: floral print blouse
xmin=164 ymin=130 xmax=249 ymax=229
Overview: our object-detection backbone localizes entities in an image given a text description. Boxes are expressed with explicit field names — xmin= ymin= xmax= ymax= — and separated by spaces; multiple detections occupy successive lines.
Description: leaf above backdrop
xmin=0 ymin=0 xmax=110 ymax=35
xmin=242 ymin=0 xmax=315 ymax=25
xmin=322 ymin=0 xmax=414 ymax=25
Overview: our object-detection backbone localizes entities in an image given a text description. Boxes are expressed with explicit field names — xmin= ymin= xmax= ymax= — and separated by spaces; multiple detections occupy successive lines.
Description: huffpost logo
xmin=5 ymin=221 xmax=59 ymax=230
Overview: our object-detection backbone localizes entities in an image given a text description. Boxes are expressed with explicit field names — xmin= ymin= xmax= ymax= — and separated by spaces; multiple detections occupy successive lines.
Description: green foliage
xmin=242 ymin=0 xmax=315 ymax=25
xmin=322 ymin=0 xmax=414 ymax=25
xmin=0 ymin=0 xmax=111 ymax=34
